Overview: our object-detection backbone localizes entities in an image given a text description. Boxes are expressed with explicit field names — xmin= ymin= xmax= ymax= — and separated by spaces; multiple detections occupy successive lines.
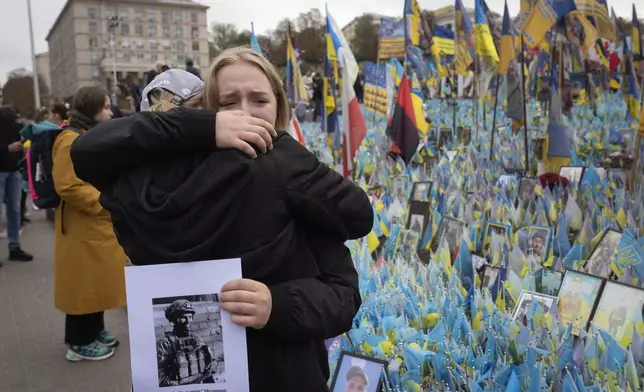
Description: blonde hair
xmin=204 ymin=47 xmax=290 ymax=130
xmin=148 ymin=90 xmax=203 ymax=112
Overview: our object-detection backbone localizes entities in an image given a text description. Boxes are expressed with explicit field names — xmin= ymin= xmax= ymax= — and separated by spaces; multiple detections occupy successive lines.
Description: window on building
xmin=191 ymin=12 xmax=198 ymax=23
xmin=150 ymin=40 xmax=159 ymax=50
xmin=177 ymin=41 xmax=185 ymax=51
xmin=191 ymin=27 xmax=198 ymax=38
xmin=89 ymin=21 xmax=98 ymax=33
xmin=175 ymin=26 xmax=183 ymax=38
xmin=121 ymin=23 xmax=129 ymax=35
xmin=148 ymin=10 xmax=156 ymax=22
xmin=163 ymin=40 xmax=172 ymax=50
xmin=148 ymin=24 xmax=157 ymax=36
xmin=177 ymin=54 xmax=185 ymax=63
xmin=106 ymin=7 xmax=116 ymax=17
xmin=119 ymin=8 xmax=129 ymax=21
xmin=91 ymin=53 xmax=101 ymax=63
xmin=135 ymin=9 xmax=144 ymax=21
xmin=174 ymin=12 xmax=182 ymax=23
xmin=162 ymin=25 xmax=170 ymax=38
xmin=135 ymin=39 xmax=144 ymax=49
xmin=89 ymin=36 xmax=99 ymax=48
xmin=162 ymin=11 xmax=170 ymax=23
xmin=192 ymin=41 xmax=199 ymax=51
xmin=123 ymin=53 xmax=131 ymax=62
xmin=151 ymin=53 xmax=158 ymax=61
xmin=137 ymin=52 xmax=145 ymax=62
xmin=120 ymin=40 xmax=130 ymax=49
xmin=135 ymin=24 xmax=143 ymax=36
xmin=87 ymin=6 xmax=98 ymax=18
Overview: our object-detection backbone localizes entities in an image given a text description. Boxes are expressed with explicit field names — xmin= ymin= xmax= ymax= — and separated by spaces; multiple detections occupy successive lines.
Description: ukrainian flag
xmin=454 ymin=0 xmax=474 ymax=76
xmin=404 ymin=0 xmax=421 ymax=46
xmin=498 ymin=0 xmax=515 ymax=75
xmin=474 ymin=0 xmax=498 ymax=62
xmin=622 ymin=37 xmax=641 ymax=119
xmin=433 ymin=25 xmax=455 ymax=56
xmin=543 ymin=64 xmax=571 ymax=173
xmin=285 ymin=25 xmax=308 ymax=106
xmin=632 ymin=5 xmax=642 ymax=62
xmin=249 ymin=22 xmax=262 ymax=55
xmin=522 ymin=0 xmax=576 ymax=49
xmin=323 ymin=18 xmax=339 ymax=134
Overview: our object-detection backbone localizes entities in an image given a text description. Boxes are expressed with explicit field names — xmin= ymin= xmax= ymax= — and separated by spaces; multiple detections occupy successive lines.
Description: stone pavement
xmin=0 ymin=210 xmax=132 ymax=392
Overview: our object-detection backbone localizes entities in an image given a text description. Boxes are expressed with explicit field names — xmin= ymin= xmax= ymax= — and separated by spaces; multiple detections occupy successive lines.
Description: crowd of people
xmin=0 ymin=47 xmax=373 ymax=391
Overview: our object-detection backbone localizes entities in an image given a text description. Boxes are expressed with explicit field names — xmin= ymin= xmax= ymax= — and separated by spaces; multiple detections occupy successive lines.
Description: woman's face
xmin=94 ymin=95 xmax=113 ymax=123
xmin=216 ymin=62 xmax=277 ymax=127
xmin=345 ymin=376 xmax=366 ymax=392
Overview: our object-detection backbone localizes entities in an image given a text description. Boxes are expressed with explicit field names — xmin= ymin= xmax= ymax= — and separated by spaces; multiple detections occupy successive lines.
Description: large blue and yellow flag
xmin=632 ymin=5 xmax=642 ymax=62
xmin=522 ymin=0 xmax=576 ymax=49
xmin=543 ymin=63 xmax=572 ymax=173
xmin=404 ymin=0 xmax=421 ymax=47
xmin=454 ymin=0 xmax=474 ymax=75
xmin=285 ymin=25 xmax=308 ymax=106
xmin=249 ymin=22 xmax=262 ymax=55
xmin=498 ymin=0 xmax=515 ymax=75
xmin=594 ymin=0 xmax=615 ymax=42
xmin=621 ymin=36 xmax=641 ymax=120
xmin=474 ymin=0 xmax=498 ymax=62
xmin=323 ymin=16 xmax=339 ymax=134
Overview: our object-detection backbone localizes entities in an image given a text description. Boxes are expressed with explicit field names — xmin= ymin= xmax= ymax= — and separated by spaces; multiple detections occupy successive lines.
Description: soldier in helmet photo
xmin=156 ymin=299 xmax=218 ymax=387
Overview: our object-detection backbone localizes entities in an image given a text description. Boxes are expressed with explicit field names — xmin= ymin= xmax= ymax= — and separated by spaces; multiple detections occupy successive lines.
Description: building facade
xmin=35 ymin=52 xmax=54 ymax=105
xmin=46 ymin=0 xmax=209 ymax=100
xmin=341 ymin=13 xmax=390 ymax=43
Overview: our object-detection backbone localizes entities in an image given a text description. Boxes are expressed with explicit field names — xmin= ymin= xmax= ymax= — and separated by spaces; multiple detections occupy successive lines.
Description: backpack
xmin=28 ymin=127 xmax=82 ymax=210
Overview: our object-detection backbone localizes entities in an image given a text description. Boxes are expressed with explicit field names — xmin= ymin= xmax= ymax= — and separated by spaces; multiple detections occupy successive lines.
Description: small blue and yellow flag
xmin=249 ymin=22 xmax=262 ymax=55
xmin=474 ymin=0 xmax=499 ymax=62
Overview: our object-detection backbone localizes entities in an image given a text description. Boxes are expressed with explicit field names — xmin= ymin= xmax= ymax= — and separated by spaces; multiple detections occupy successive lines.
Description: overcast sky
xmin=0 ymin=0 xmax=640 ymax=85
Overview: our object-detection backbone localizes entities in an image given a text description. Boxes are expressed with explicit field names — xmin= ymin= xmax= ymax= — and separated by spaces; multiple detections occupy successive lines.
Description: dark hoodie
xmin=70 ymin=109 xmax=373 ymax=391
xmin=0 ymin=107 xmax=24 ymax=172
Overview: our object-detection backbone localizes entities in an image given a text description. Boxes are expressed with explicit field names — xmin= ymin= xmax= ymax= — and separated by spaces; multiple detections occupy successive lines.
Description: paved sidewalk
xmin=0 ymin=211 xmax=131 ymax=392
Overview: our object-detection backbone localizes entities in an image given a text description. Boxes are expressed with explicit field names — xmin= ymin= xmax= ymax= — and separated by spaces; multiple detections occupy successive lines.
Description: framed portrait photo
xmin=527 ymin=225 xmax=552 ymax=263
xmin=391 ymin=175 xmax=409 ymax=202
xmin=407 ymin=201 xmax=430 ymax=237
xmin=472 ymin=252 xmax=489 ymax=272
xmin=438 ymin=128 xmax=452 ymax=150
xmin=396 ymin=229 xmax=420 ymax=261
xmin=591 ymin=281 xmax=644 ymax=348
xmin=329 ymin=351 xmax=389 ymax=392
xmin=481 ymin=265 xmax=503 ymax=292
xmin=517 ymin=176 xmax=539 ymax=203
xmin=557 ymin=270 xmax=604 ymax=336
xmin=559 ymin=166 xmax=585 ymax=185
xmin=512 ymin=290 xmax=558 ymax=324
xmin=410 ymin=181 xmax=432 ymax=202
xmin=482 ymin=221 xmax=510 ymax=254
xmin=583 ymin=229 xmax=622 ymax=279
xmin=429 ymin=215 xmax=464 ymax=253
xmin=536 ymin=268 xmax=564 ymax=296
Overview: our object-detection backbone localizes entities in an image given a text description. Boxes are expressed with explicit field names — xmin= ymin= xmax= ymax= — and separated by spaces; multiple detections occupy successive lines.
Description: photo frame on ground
xmin=472 ymin=252 xmax=488 ymax=272
xmin=407 ymin=201 xmax=430 ymax=238
xmin=482 ymin=221 xmax=511 ymax=254
xmin=329 ymin=351 xmax=389 ymax=392
xmin=429 ymin=215 xmax=465 ymax=253
xmin=559 ymin=166 xmax=586 ymax=186
xmin=512 ymin=290 xmax=558 ymax=325
xmin=591 ymin=280 xmax=644 ymax=348
xmin=536 ymin=268 xmax=563 ymax=297
xmin=527 ymin=225 xmax=552 ymax=263
xmin=410 ymin=181 xmax=432 ymax=202
xmin=438 ymin=128 xmax=452 ymax=150
xmin=391 ymin=175 xmax=409 ymax=202
xmin=557 ymin=269 xmax=604 ymax=336
xmin=517 ymin=176 xmax=539 ymax=204
xmin=583 ymin=228 xmax=622 ymax=279
xmin=481 ymin=265 xmax=502 ymax=292
xmin=396 ymin=229 xmax=420 ymax=261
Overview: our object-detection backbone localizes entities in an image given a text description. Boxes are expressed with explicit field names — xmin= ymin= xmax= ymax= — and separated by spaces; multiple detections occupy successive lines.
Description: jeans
xmin=0 ymin=171 xmax=22 ymax=250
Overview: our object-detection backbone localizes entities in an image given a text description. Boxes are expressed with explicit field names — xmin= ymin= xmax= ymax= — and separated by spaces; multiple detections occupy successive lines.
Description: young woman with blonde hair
xmin=72 ymin=52 xmax=372 ymax=391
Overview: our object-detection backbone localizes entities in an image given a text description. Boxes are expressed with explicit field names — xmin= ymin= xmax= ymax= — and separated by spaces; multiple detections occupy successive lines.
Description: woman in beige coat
xmin=52 ymin=86 xmax=126 ymax=362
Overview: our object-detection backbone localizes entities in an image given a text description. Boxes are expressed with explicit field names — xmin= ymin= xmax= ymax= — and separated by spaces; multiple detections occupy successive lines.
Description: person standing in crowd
xmin=146 ymin=60 xmax=165 ymax=85
xmin=125 ymin=75 xmax=143 ymax=112
xmin=0 ymin=106 xmax=34 ymax=265
xmin=185 ymin=58 xmax=201 ymax=79
xmin=311 ymin=73 xmax=323 ymax=122
xmin=353 ymin=68 xmax=364 ymax=103
xmin=50 ymin=103 xmax=69 ymax=125
xmin=71 ymin=50 xmax=372 ymax=391
xmin=115 ymin=84 xmax=136 ymax=117
xmin=52 ymin=86 xmax=126 ymax=362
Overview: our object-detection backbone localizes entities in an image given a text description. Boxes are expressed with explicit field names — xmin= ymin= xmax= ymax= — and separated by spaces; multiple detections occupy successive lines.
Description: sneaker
xmin=96 ymin=329 xmax=119 ymax=347
xmin=66 ymin=342 xmax=114 ymax=362
xmin=9 ymin=248 xmax=33 ymax=262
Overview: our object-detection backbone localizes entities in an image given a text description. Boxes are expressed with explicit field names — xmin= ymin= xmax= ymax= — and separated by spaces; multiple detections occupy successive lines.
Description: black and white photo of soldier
xmin=518 ymin=178 xmax=537 ymax=201
xmin=411 ymin=182 xmax=429 ymax=201
xmin=585 ymin=231 xmax=621 ymax=278
xmin=409 ymin=214 xmax=424 ymax=235
xmin=530 ymin=231 xmax=546 ymax=260
xmin=153 ymin=295 xmax=225 ymax=387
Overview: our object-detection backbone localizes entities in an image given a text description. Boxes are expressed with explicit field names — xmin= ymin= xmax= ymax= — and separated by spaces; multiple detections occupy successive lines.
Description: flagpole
xmin=520 ymin=36 xmax=529 ymax=172
xmin=489 ymin=73 xmax=501 ymax=161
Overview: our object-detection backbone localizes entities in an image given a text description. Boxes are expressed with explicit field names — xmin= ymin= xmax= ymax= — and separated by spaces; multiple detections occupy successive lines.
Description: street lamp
xmin=107 ymin=15 xmax=120 ymax=103
xmin=26 ymin=0 xmax=41 ymax=109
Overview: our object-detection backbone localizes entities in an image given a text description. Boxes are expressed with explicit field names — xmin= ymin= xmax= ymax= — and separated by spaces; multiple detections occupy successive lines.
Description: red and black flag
xmin=386 ymin=73 xmax=420 ymax=164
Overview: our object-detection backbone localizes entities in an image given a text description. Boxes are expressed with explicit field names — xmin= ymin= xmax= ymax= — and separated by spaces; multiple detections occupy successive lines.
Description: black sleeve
xmin=274 ymin=133 xmax=373 ymax=240
xmin=261 ymin=234 xmax=361 ymax=341
xmin=70 ymin=108 xmax=216 ymax=191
